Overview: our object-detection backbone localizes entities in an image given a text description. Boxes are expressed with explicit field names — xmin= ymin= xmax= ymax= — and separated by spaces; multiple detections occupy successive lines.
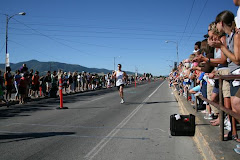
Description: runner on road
xmin=113 ymin=64 xmax=127 ymax=104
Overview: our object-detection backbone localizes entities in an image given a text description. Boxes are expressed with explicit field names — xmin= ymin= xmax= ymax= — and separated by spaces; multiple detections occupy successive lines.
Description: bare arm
xmin=112 ymin=72 xmax=116 ymax=79
xmin=210 ymin=34 xmax=240 ymax=65
xmin=123 ymin=72 xmax=128 ymax=81
xmin=234 ymin=33 xmax=240 ymax=63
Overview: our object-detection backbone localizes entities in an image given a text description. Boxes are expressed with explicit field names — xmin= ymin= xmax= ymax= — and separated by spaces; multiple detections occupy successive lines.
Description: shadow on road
xmin=123 ymin=101 xmax=176 ymax=105
xmin=0 ymin=131 xmax=75 ymax=143
xmin=0 ymin=82 xmax=154 ymax=120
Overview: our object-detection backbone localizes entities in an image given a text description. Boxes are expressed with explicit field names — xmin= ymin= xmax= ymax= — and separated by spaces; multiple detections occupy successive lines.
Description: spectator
xmin=32 ymin=71 xmax=40 ymax=98
xmin=73 ymin=72 xmax=78 ymax=92
xmin=19 ymin=73 xmax=28 ymax=104
xmin=63 ymin=72 xmax=68 ymax=93
xmin=14 ymin=70 xmax=21 ymax=101
xmin=209 ymin=10 xmax=240 ymax=142
xmin=50 ymin=71 xmax=58 ymax=98
xmin=77 ymin=73 xmax=81 ymax=92
xmin=45 ymin=71 xmax=52 ymax=94
xmin=39 ymin=74 xmax=47 ymax=97
xmin=4 ymin=67 xmax=13 ymax=101
xmin=68 ymin=72 xmax=73 ymax=93
xmin=81 ymin=71 xmax=86 ymax=91
xmin=20 ymin=63 xmax=28 ymax=74
xmin=28 ymin=69 xmax=34 ymax=97
xmin=0 ymin=71 xmax=4 ymax=90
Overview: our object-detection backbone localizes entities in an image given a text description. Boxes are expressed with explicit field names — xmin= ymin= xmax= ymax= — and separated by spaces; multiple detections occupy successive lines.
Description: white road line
xmin=84 ymin=81 xmax=165 ymax=160
xmin=90 ymin=96 xmax=105 ymax=102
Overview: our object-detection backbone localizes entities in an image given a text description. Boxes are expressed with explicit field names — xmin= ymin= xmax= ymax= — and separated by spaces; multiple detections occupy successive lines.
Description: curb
xmin=173 ymin=90 xmax=217 ymax=160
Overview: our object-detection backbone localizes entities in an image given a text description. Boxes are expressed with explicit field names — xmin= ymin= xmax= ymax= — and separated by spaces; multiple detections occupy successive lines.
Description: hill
xmin=0 ymin=60 xmax=135 ymax=75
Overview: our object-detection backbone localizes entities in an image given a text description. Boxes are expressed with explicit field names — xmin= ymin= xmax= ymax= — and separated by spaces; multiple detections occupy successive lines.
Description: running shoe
xmin=234 ymin=148 xmax=240 ymax=154
xmin=120 ymin=99 xmax=125 ymax=104
xmin=201 ymin=110 xmax=207 ymax=114
xmin=204 ymin=114 xmax=213 ymax=120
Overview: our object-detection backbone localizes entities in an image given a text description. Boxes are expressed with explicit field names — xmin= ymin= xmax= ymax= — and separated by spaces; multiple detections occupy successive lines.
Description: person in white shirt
xmin=112 ymin=64 xmax=127 ymax=104
xmin=234 ymin=0 xmax=240 ymax=31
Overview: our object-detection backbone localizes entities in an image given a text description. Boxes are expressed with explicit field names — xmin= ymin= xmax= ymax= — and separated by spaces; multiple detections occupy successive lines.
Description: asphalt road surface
xmin=0 ymin=80 xmax=203 ymax=160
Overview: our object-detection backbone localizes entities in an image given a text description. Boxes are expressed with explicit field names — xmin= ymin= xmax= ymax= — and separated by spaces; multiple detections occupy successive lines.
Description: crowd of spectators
xmin=0 ymin=63 xmax=149 ymax=106
xmin=169 ymin=0 xmax=240 ymax=154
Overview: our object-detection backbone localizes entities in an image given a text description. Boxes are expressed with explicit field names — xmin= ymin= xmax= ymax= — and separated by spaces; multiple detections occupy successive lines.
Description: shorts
xmin=235 ymin=87 xmax=240 ymax=98
xmin=191 ymin=85 xmax=201 ymax=92
xmin=230 ymin=80 xmax=240 ymax=97
xmin=6 ymin=85 xmax=12 ymax=91
xmin=201 ymin=84 xmax=207 ymax=98
xmin=46 ymin=82 xmax=52 ymax=88
xmin=19 ymin=86 xmax=26 ymax=95
xmin=117 ymin=84 xmax=124 ymax=90
xmin=213 ymin=87 xmax=219 ymax=94
xmin=207 ymin=83 xmax=214 ymax=100
xmin=0 ymin=95 xmax=4 ymax=100
xmin=32 ymin=84 xmax=39 ymax=91
xmin=217 ymin=69 xmax=230 ymax=98
xmin=63 ymin=83 xmax=68 ymax=87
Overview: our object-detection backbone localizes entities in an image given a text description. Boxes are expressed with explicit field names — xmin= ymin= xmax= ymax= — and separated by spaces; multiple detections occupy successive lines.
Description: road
xmin=0 ymin=80 xmax=203 ymax=160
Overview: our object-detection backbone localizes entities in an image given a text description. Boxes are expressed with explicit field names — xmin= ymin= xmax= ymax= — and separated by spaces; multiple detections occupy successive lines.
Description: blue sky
xmin=0 ymin=0 xmax=238 ymax=76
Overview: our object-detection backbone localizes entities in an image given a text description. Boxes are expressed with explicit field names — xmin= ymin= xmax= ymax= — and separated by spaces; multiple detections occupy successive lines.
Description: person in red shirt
xmin=19 ymin=73 xmax=27 ymax=104
xmin=32 ymin=71 xmax=40 ymax=98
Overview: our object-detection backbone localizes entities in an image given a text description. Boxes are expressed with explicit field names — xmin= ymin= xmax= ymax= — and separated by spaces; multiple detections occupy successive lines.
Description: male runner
xmin=113 ymin=64 xmax=127 ymax=104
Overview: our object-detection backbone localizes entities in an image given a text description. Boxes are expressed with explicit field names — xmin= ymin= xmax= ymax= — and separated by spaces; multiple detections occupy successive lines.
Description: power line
xmin=0 ymin=42 xmax=5 ymax=54
xmin=178 ymin=0 xmax=196 ymax=44
xmin=53 ymin=37 xmax=145 ymax=51
xmin=1 ymin=32 xmax=179 ymax=41
xmin=181 ymin=0 xmax=209 ymax=55
xmin=6 ymin=26 xmax=206 ymax=35
xmin=24 ymin=15 xmax=187 ymax=27
xmin=11 ymin=18 xmax=112 ymax=58
xmin=1 ymin=31 xmax=202 ymax=40
xmin=0 ymin=21 xmax=199 ymax=34
xmin=186 ymin=0 xmax=209 ymax=41
xmin=9 ymin=40 xmax=62 ymax=62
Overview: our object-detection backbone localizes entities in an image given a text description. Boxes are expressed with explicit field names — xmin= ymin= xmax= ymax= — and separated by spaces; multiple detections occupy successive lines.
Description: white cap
xmin=193 ymin=49 xmax=200 ymax=53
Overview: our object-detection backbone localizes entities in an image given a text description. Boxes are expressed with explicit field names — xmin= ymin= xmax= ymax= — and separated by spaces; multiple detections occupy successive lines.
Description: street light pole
xmin=114 ymin=57 xmax=115 ymax=71
xmin=5 ymin=15 xmax=9 ymax=60
xmin=165 ymin=40 xmax=179 ymax=65
xmin=113 ymin=56 xmax=120 ymax=71
xmin=5 ymin=12 xmax=26 ymax=71
xmin=176 ymin=42 xmax=179 ymax=65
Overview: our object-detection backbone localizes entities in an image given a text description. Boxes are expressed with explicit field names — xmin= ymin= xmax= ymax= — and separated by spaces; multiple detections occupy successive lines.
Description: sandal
xmin=224 ymin=131 xmax=232 ymax=140
xmin=232 ymin=135 xmax=240 ymax=143
xmin=210 ymin=121 xmax=219 ymax=126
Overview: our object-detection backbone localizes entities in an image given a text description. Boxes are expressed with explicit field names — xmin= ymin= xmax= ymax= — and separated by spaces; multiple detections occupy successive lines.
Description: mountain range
xmin=0 ymin=60 xmax=135 ymax=75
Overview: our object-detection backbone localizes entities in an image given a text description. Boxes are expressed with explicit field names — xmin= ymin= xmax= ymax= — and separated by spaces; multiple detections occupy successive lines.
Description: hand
xmin=208 ymin=73 xmax=215 ymax=79
xmin=235 ymin=28 xmax=240 ymax=34
xmin=208 ymin=39 xmax=222 ymax=48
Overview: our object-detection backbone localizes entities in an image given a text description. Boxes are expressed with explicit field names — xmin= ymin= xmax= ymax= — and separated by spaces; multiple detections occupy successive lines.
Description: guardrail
xmin=195 ymin=75 xmax=240 ymax=141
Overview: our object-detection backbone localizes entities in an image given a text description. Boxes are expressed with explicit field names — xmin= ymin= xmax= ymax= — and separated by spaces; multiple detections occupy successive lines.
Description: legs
xmin=119 ymin=85 xmax=123 ymax=99
xmin=231 ymin=96 xmax=240 ymax=142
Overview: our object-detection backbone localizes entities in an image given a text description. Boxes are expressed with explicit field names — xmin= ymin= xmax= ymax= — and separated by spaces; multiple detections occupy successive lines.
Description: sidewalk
xmin=173 ymin=90 xmax=240 ymax=160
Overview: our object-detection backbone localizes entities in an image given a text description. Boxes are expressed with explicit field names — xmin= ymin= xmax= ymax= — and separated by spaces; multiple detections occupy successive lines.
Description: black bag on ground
xmin=170 ymin=114 xmax=195 ymax=136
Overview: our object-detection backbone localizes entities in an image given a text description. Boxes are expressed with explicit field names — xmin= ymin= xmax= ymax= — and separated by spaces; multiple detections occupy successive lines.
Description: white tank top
xmin=116 ymin=71 xmax=124 ymax=86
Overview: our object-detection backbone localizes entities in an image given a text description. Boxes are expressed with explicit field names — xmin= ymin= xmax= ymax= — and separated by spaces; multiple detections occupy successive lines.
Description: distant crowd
xmin=0 ymin=63 xmax=151 ymax=106
xmin=169 ymin=0 xmax=240 ymax=153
